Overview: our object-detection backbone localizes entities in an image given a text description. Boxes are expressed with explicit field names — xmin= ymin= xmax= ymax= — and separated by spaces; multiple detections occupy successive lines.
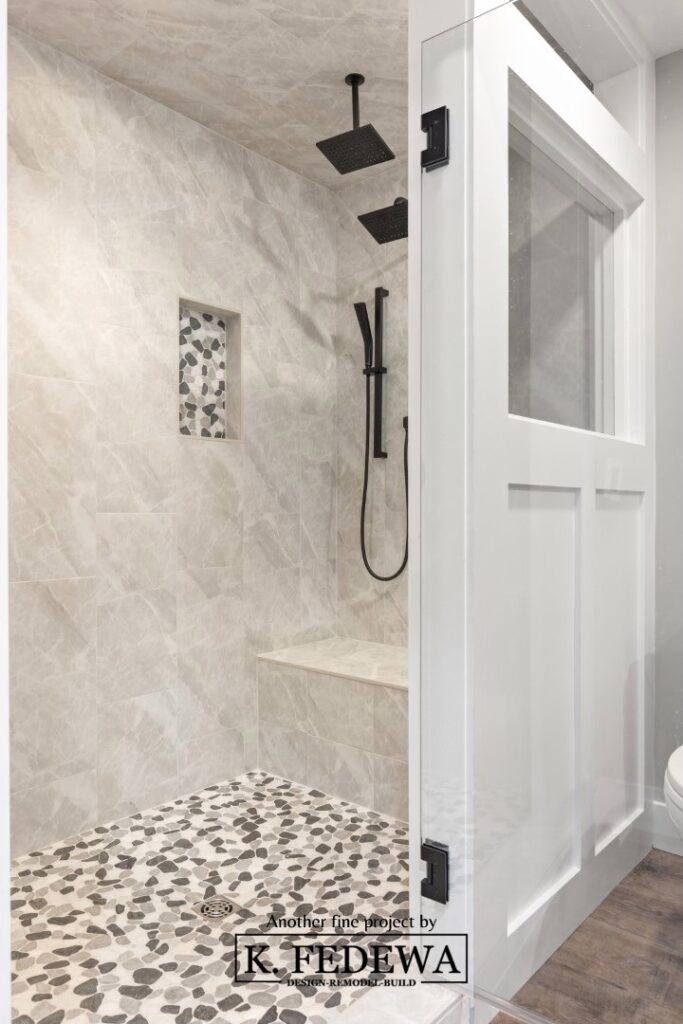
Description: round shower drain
xmin=195 ymin=895 xmax=234 ymax=921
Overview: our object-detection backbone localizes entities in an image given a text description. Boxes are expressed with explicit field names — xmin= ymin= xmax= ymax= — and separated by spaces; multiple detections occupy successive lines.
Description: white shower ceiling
xmin=8 ymin=0 xmax=407 ymax=189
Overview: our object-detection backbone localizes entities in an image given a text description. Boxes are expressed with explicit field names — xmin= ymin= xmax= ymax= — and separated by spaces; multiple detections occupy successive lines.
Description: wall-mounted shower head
xmin=354 ymin=301 xmax=374 ymax=369
xmin=358 ymin=197 xmax=408 ymax=245
xmin=316 ymin=74 xmax=395 ymax=175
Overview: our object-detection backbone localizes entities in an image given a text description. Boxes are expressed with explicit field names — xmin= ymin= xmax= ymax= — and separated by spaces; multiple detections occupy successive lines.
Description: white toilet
xmin=664 ymin=746 xmax=683 ymax=838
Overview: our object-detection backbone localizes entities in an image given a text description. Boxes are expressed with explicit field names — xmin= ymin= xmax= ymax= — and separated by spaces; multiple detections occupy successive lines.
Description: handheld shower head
xmin=354 ymin=302 xmax=373 ymax=369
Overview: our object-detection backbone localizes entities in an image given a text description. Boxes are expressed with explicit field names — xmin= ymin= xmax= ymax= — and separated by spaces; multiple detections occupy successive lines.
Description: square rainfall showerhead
xmin=317 ymin=124 xmax=395 ymax=175
xmin=358 ymin=197 xmax=408 ymax=245
xmin=316 ymin=73 xmax=395 ymax=175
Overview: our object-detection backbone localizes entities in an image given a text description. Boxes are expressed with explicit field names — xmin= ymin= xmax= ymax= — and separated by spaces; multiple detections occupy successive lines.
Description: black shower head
xmin=358 ymin=197 xmax=408 ymax=245
xmin=354 ymin=302 xmax=373 ymax=368
xmin=316 ymin=74 xmax=395 ymax=175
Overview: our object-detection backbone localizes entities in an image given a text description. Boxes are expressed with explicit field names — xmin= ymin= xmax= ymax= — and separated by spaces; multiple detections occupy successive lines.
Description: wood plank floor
xmin=501 ymin=850 xmax=683 ymax=1024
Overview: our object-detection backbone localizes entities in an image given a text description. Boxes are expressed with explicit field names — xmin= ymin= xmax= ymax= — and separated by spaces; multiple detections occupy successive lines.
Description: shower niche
xmin=179 ymin=300 xmax=242 ymax=440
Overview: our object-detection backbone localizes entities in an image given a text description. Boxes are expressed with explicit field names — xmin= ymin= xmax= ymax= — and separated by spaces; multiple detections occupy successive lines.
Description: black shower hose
xmin=360 ymin=372 xmax=408 ymax=581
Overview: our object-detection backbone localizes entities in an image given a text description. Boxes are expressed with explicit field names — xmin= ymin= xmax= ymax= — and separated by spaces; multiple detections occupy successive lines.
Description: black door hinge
xmin=421 ymin=839 xmax=449 ymax=904
xmin=421 ymin=106 xmax=449 ymax=171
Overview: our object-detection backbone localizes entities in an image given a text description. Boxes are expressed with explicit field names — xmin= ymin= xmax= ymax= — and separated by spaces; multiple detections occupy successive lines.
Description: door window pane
xmin=508 ymin=125 xmax=615 ymax=433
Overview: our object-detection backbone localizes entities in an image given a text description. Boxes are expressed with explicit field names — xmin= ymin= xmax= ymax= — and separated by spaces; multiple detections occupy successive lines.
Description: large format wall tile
xmin=177 ymin=727 xmax=246 ymax=797
xmin=258 ymin=723 xmax=308 ymax=785
xmin=10 ymin=578 xmax=97 ymax=795
xmin=374 ymin=754 xmax=408 ymax=821
xmin=9 ymin=375 xmax=96 ymax=582
xmin=373 ymin=686 xmax=408 ymax=761
xmin=96 ymin=326 xmax=177 ymax=443
xmin=306 ymin=734 xmax=374 ymax=808
xmin=97 ymin=513 xmax=177 ymax=703
xmin=11 ymin=770 xmax=98 ymax=859
xmin=8 ymin=165 xmax=98 ymax=383
xmin=307 ymin=673 xmax=374 ymax=750
xmin=178 ymin=439 xmax=243 ymax=570
xmin=10 ymin=576 xmax=96 ymax=683
xmin=97 ymin=689 xmax=178 ymax=823
xmin=97 ymin=439 xmax=177 ymax=514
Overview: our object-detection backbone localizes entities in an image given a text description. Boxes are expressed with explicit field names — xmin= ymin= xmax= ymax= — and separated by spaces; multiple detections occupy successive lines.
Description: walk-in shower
xmin=6 ymin=7 xmax=411 ymax=1021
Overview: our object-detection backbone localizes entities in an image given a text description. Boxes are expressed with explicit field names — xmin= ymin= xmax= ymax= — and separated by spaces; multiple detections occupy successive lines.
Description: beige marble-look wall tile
xmin=8 ymin=164 xmax=98 ymax=383
xmin=243 ymin=146 xmax=300 ymax=212
xmin=373 ymin=686 xmax=408 ymax=761
xmin=244 ymin=512 xmax=300 ymax=584
xmin=373 ymin=754 xmax=408 ymax=822
xmin=176 ymin=567 xmax=246 ymax=742
xmin=9 ymin=31 xmax=96 ymax=190
xmin=10 ymin=577 xmax=97 ymax=794
xmin=245 ymin=566 xmax=302 ymax=654
xmin=177 ymin=728 xmax=245 ymax=798
xmin=307 ymin=673 xmax=374 ymax=751
xmin=241 ymin=198 xmax=300 ymax=331
xmin=337 ymin=554 xmax=386 ymax=644
xmin=96 ymin=326 xmax=177 ymax=444
xmin=97 ymin=513 xmax=176 ymax=599
xmin=178 ymin=439 xmax=243 ymax=570
xmin=176 ymin=119 xmax=244 ymax=210
xmin=97 ymin=514 xmax=177 ymax=702
xmin=299 ymin=559 xmax=337 ymax=643
xmin=306 ymin=734 xmax=374 ymax=808
xmin=10 ymin=576 xmax=96 ymax=682
xmin=258 ymin=662 xmax=309 ymax=732
xmin=258 ymin=724 xmax=307 ymax=785
xmin=11 ymin=672 xmax=97 ymax=796
xmin=97 ymin=689 xmax=178 ymax=823
xmin=301 ymin=424 xmax=336 ymax=567
xmin=97 ymin=439 xmax=177 ymax=513
xmin=9 ymin=374 xmax=96 ymax=582
xmin=11 ymin=769 xmax=98 ymax=859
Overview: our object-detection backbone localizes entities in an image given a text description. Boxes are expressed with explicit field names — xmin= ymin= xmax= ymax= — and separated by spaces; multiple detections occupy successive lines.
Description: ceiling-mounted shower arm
xmin=346 ymin=73 xmax=364 ymax=130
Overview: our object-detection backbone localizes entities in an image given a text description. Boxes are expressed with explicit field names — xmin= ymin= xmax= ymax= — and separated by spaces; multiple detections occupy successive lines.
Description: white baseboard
xmin=651 ymin=798 xmax=683 ymax=856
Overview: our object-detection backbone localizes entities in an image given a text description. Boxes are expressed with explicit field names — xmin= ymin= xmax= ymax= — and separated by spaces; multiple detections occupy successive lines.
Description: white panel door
xmin=468 ymin=5 xmax=653 ymax=999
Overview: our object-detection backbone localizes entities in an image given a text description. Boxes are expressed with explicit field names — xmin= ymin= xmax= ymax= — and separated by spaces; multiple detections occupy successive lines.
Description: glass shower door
xmin=417 ymin=1 xmax=653 ymax=1016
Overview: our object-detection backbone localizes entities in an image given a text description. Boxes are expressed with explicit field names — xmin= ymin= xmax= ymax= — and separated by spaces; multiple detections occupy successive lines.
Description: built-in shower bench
xmin=258 ymin=636 xmax=407 ymax=690
xmin=257 ymin=638 xmax=408 ymax=819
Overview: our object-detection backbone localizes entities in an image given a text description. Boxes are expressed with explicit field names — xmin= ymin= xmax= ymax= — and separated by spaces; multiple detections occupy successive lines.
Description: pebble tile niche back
xmin=179 ymin=301 xmax=242 ymax=441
